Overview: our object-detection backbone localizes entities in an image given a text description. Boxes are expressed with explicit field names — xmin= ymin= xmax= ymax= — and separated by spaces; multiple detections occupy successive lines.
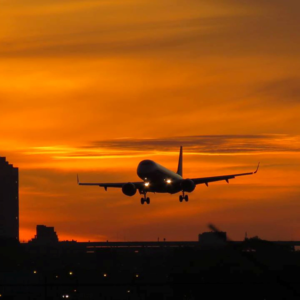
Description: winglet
xmin=254 ymin=162 xmax=260 ymax=174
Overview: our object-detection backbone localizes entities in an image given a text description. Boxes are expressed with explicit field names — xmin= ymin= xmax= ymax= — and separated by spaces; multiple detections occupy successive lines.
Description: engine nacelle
xmin=181 ymin=179 xmax=195 ymax=192
xmin=122 ymin=183 xmax=137 ymax=196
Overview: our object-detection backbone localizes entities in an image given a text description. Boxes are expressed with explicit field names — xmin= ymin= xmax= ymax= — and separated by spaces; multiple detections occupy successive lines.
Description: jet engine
xmin=122 ymin=183 xmax=137 ymax=196
xmin=181 ymin=179 xmax=195 ymax=192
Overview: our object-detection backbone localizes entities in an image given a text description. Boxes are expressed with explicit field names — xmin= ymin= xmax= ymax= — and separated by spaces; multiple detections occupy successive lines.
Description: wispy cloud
xmin=2 ymin=0 xmax=300 ymax=58
xmin=85 ymin=134 xmax=300 ymax=154
xmin=252 ymin=78 xmax=300 ymax=105
xmin=22 ymin=135 xmax=300 ymax=161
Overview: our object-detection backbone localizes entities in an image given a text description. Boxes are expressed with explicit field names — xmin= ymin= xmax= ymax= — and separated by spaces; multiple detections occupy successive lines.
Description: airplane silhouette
xmin=77 ymin=147 xmax=259 ymax=204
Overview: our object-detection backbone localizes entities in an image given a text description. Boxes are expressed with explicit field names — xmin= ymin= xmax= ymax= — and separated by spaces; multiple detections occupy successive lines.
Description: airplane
xmin=77 ymin=146 xmax=259 ymax=205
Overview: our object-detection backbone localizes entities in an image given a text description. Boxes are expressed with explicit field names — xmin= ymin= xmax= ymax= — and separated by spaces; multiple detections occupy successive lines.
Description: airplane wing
xmin=77 ymin=175 xmax=145 ymax=190
xmin=191 ymin=163 xmax=260 ymax=186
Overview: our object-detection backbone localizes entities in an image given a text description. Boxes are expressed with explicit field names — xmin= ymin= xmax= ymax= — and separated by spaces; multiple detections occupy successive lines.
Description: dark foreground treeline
xmin=0 ymin=241 xmax=299 ymax=299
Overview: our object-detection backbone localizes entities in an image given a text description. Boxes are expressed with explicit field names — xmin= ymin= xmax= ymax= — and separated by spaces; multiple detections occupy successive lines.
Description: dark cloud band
xmin=77 ymin=134 xmax=300 ymax=155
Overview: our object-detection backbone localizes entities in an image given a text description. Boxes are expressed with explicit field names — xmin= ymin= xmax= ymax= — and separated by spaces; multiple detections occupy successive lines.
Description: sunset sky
xmin=1 ymin=0 xmax=300 ymax=242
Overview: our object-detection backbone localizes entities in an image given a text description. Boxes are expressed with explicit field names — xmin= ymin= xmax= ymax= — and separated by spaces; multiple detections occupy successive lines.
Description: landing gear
xmin=141 ymin=194 xmax=150 ymax=205
xmin=179 ymin=193 xmax=189 ymax=202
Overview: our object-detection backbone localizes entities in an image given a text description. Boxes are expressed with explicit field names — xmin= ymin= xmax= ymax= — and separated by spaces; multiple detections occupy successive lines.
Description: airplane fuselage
xmin=137 ymin=160 xmax=183 ymax=194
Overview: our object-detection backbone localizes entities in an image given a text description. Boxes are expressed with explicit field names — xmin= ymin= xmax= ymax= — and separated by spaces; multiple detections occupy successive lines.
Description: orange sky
xmin=1 ymin=0 xmax=300 ymax=242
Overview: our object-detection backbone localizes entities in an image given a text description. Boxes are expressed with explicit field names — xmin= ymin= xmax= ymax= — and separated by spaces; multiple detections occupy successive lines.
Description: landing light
xmin=144 ymin=182 xmax=150 ymax=187
xmin=166 ymin=179 xmax=172 ymax=184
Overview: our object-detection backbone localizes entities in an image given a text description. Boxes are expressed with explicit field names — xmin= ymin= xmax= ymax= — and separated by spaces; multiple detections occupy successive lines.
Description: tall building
xmin=0 ymin=157 xmax=19 ymax=241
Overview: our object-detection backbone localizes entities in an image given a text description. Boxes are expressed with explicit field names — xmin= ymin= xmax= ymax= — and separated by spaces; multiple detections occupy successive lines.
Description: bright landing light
xmin=166 ymin=179 xmax=172 ymax=184
xmin=144 ymin=182 xmax=150 ymax=187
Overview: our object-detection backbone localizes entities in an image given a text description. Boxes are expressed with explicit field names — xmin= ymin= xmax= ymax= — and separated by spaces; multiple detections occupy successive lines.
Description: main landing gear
xmin=141 ymin=193 xmax=150 ymax=205
xmin=179 ymin=193 xmax=189 ymax=202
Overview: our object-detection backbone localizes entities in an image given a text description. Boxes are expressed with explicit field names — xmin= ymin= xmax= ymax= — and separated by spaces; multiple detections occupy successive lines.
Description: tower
xmin=0 ymin=157 xmax=19 ymax=241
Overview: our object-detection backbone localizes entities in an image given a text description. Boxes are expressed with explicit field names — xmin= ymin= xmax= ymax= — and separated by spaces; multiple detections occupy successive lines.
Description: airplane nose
xmin=137 ymin=160 xmax=155 ymax=179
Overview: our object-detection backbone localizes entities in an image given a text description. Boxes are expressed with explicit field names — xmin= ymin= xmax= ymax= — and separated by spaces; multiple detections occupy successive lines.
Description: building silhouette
xmin=0 ymin=157 xmax=19 ymax=241
xmin=31 ymin=225 xmax=59 ymax=244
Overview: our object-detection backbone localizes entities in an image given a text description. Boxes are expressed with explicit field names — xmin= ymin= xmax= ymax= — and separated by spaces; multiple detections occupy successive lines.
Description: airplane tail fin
xmin=177 ymin=146 xmax=183 ymax=177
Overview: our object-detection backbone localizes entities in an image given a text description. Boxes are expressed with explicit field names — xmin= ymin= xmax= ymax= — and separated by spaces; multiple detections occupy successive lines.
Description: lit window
xmin=33 ymin=271 xmax=37 ymax=274
xmin=69 ymin=272 xmax=73 ymax=276
xmin=103 ymin=273 xmax=107 ymax=277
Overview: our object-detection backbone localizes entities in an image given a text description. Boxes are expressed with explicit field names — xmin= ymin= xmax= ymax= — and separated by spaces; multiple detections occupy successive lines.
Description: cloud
xmin=63 ymin=135 xmax=300 ymax=157
xmin=1 ymin=0 xmax=300 ymax=59
xmin=252 ymin=78 xmax=300 ymax=105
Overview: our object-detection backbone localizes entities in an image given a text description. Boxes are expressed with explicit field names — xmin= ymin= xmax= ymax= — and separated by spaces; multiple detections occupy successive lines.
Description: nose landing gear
xmin=179 ymin=193 xmax=189 ymax=202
